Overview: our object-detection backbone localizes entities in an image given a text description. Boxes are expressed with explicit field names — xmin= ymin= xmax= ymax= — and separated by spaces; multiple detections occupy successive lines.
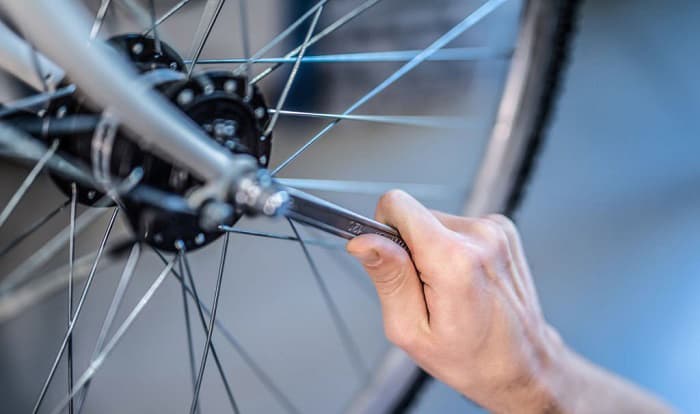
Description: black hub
xmin=39 ymin=35 xmax=273 ymax=251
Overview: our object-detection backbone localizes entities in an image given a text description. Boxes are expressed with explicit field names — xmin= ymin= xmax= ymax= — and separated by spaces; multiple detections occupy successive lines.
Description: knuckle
xmin=486 ymin=213 xmax=518 ymax=237
xmin=473 ymin=219 xmax=509 ymax=261
xmin=378 ymin=189 xmax=407 ymax=210
xmin=436 ymin=236 xmax=483 ymax=286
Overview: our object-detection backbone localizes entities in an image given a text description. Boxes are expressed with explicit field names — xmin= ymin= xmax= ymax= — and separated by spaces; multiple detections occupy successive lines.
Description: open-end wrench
xmin=282 ymin=186 xmax=408 ymax=251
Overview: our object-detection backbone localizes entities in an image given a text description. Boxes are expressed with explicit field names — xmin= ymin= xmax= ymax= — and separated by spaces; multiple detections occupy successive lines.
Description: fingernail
xmin=349 ymin=249 xmax=382 ymax=267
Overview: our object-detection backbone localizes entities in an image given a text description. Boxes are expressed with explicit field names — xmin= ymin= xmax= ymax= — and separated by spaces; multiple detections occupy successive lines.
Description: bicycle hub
xmin=33 ymin=34 xmax=275 ymax=251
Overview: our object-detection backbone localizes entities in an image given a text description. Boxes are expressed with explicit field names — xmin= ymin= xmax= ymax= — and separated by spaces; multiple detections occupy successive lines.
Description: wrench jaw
xmin=281 ymin=187 xmax=408 ymax=252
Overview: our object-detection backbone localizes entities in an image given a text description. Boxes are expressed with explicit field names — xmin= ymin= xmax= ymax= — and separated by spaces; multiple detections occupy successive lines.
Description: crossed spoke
xmin=271 ymin=0 xmax=509 ymax=176
xmin=75 ymin=243 xmax=141 ymax=413
xmin=32 ymin=208 xmax=120 ymax=414
xmin=49 ymin=256 xmax=177 ymax=414
xmin=288 ymin=219 xmax=368 ymax=380
xmin=265 ymin=4 xmax=324 ymax=137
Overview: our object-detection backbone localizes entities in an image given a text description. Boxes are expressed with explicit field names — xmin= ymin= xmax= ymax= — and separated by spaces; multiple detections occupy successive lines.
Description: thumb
xmin=347 ymin=234 xmax=429 ymax=344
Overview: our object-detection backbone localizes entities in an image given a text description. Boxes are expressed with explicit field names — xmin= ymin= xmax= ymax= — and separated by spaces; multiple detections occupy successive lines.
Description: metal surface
xmin=0 ymin=21 xmax=65 ymax=91
xmin=0 ymin=0 xmax=239 ymax=184
xmin=284 ymin=187 xmax=407 ymax=251
xmin=465 ymin=0 xmax=555 ymax=215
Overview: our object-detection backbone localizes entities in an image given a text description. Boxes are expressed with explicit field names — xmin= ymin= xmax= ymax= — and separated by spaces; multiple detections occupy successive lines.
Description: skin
xmin=346 ymin=190 xmax=673 ymax=414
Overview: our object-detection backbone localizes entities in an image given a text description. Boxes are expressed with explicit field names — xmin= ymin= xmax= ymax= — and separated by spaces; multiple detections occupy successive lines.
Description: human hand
xmin=346 ymin=190 xmax=565 ymax=413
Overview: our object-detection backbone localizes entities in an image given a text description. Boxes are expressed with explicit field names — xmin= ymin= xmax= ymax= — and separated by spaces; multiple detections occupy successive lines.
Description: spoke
xmin=178 ymin=250 xmax=239 ymax=413
xmin=0 ymin=169 xmax=141 ymax=294
xmin=0 ymin=247 xmax=112 ymax=323
xmin=0 ymin=199 xmax=70 ymax=259
xmin=75 ymin=243 xmax=140 ymax=414
xmin=2 ymin=204 xmax=106 ymax=294
xmin=271 ymin=0 xmax=508 ymax=175
xmin=268 ymin=109 xmax=469 ymax=129
xmin=187 ymin=0 xmax=227 ymax=77
xmin=251 ymin=0 xmax=384 ymax=85
xmin=0 ymin=140 xmax=58 ymax=229
xmin=195 ymin=47 xmax=511 ymax=65
xmin=301 ymin=225 xmax=378 ymax=302
xmin=265 ymin=5 xmax=324 ymax=136
xmin=143 ymin=0 xmax=193 ymax=35
xmin=148 ymin=0 xmax=162 ymax=54
xmin=277 ymin=178 xmax=456 ymax=200
xmin=288 ymin=219 xmax=368 ymax=379
xmin=219 ymin=225 xmax=344 ymax=250
xmin=32 ymin=208 xmax=120 ymax=414
xmin=90 ymin=0 xmax=113 ymax=40
xmin=49 ymin=256 xmax=177 ymax=414
xmin=179 ymin=256 xmax=200 ymax=414
xmin=153 ymin=248 xmax=301 ymax=414
xmin=188 ymin=234 xmax=238 ymax=414
xmin=0 ymin=85 xmax=76 ymax=118
xmin=67 ymin=184 xmax=77 ymax=414
xmin=233 ymin=0 xmax=329 ymax=77
xmin=237 ymin=0 xmax=252 ymax=94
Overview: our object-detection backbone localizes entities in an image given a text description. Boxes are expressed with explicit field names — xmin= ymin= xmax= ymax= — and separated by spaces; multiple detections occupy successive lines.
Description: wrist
xmin=474 ymin=326 xmax=575 ymax=414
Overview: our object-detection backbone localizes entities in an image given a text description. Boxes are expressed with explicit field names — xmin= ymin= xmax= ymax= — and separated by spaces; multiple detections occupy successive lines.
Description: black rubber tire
xmin=390 ymin=0 xmax=583 ymax=412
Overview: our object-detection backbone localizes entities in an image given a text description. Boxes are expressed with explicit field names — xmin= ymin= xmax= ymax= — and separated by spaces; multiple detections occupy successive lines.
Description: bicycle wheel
xmin=0 ymin=0 xmax=579 ymax=412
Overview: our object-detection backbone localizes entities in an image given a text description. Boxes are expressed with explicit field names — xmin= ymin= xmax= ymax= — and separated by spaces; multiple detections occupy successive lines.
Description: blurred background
xmin=0 ymin=0 xmax=698 ymax=413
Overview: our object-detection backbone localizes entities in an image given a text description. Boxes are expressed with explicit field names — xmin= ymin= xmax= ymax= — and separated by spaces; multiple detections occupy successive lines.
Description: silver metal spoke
xmin=232 ymin=0 xmax=329 ymax=77
xmin=75 ymin=243 xmax=140 ymax=414
xmin=187 ymin=0 xmax=227 ymax=77
xmin=268 ymin=109 xmax=469 ymax=129
xmin=265 ymin=5 xmax=324 ymax=136
xmin=49 ymin=256 xmax=177 ymax=414
xmin=219 ymin=225 xmax=344 ymax=250
xmin=251 ymin=0 xmax=384 ymax=85
xmin=90 ymin=0 xmax=113 ymax=40
xmin=0 ymin=199 xmax=70 ymax=259
xmin=271 ymin=0 xmax=508 ymax=175
xmin=178 ymin=246 xmax=239 ymax=413
xmin=0 ymin=248 xmax=112 ymax=323
xmin=0 ymin=169 xmax=141 ymax=294
xmin=2 ymin=203 xmax=107 ymax=294
xmin=277 ymin=178 xmax=456 ymax=200
xmin=288 ymin=219 xmax=368 ymax=379
xmin=195 ymin=47 xmax=511 ymax=65
xmin=0 ymin=140 xmax=58 ymax=229
xmin=0 ymin=85 xmax=76 ymax=118
xmin=148 ymin=0 xmax=162 ymax=54
xmin=67 ymin=184 xmax=77 ymax=414
xmin=178 ymin=256 xmax=201 ymax=414
xmin=237 ymin=0 xmax=252 ymax=94
xmin=143 ymin=0 xmax=193 ymax=35
xmin=153 ymin=248 xmax=301 ymax=414
xmin=31 ymin=208 xmax=120 ymax=414
xmin=188 ymin=233 xmax=238 ymax=414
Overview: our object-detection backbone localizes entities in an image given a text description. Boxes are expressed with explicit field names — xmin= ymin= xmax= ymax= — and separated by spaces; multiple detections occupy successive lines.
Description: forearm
xmin=542 ymin=347 xmax=673 ymax=414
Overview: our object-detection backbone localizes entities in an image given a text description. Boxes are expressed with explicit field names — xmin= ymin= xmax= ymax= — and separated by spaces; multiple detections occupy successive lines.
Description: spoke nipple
xmin=224 ymin=80 xmax=237 ymax=94
xmin=131 ymin=42 xmax=144 ymax=55
xmin=174 ymin=240 xmax=186 ymax=251
xmin=177 ymin=89 xmax=194 ymax=106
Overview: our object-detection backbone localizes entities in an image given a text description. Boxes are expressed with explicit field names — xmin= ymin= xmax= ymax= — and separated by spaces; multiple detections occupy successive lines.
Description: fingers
xmin=375 ymin=190 xmax=450 ymax=260
xmin=346 ymin=234 xmax=429 ymax=348
xmin=483 ymin=214 xmax=541 ymax=311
